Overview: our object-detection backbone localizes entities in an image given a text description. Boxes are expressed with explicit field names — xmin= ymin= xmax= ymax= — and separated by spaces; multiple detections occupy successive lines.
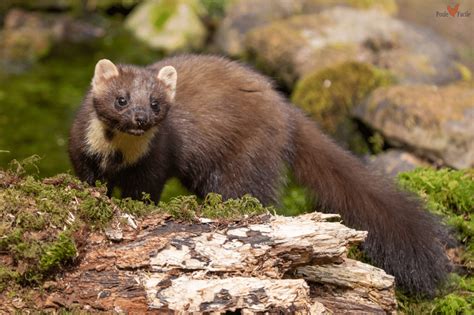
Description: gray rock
xmin=354 ymin=84 xmax=474 ymax=169
xmin=245 ymin=7 xmax=462 ymax=88
xmin=125 ymin=0 xmax=207 ymax=53
xmin=365 ymin=149 xmax=429 ymax=178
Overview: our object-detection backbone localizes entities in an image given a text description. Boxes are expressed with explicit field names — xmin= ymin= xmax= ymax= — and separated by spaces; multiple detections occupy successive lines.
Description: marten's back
xmin=148 ymin=55 xmax=294 ymax=174
xmin=149 ymin=55 xmax=289 ymax=119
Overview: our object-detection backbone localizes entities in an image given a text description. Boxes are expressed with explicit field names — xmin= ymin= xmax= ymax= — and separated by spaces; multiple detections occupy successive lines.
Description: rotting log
xmin=37 ymin=212 xmax=396 ymax=314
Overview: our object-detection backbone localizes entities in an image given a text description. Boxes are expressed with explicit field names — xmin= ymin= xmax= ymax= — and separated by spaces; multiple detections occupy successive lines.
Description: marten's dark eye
xmin=115 ymin=97 xmax=128 ymax=108
xmin=150 ymin=99 xmax=160 ymax=112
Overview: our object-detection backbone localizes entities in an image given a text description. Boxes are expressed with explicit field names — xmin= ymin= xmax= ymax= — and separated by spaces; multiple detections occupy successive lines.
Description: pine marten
xmin=69 ymin=54 xmax=451 ymax=296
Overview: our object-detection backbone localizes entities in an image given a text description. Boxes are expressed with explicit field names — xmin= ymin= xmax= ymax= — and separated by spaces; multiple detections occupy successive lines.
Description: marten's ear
xmin=92 ymin=59 xmax=119 ymax=92
xmin=157 ymin=66 xmax=177 ymax=101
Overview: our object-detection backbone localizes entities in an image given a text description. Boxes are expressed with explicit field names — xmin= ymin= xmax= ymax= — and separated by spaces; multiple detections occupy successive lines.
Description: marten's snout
xmin=131 ymin=109 xmax=149 ymax=129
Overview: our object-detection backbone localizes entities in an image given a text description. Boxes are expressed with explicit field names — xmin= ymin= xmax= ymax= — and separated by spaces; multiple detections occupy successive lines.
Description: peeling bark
xmin=297 ymin=260 xmax=396 ymax=314
xmin=29 ymin=212 xmax=396 ymax=313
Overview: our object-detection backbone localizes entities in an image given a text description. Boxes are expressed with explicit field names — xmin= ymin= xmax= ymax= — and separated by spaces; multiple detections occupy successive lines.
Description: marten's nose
xmin=133 ymin=111 xmax=148 ymax=127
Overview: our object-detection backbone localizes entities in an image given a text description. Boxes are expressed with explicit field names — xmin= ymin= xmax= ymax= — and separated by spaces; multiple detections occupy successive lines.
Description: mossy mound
xmin=396 ymin=167 xmax=474 ymax=313
xmin=291 ymin=62 xmax=393 ymax=153
xmin=0 ymin=162 xmax=270 ymax=292
xmin=398 ymin=168 xmax=474 ymax=265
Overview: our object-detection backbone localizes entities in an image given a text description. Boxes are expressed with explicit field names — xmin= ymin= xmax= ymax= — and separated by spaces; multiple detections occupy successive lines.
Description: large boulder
xmin=214 ymin=0 xmax=397 ymax=56
xmin=354 ymin=84 xmax=474 ymax=169
xmin=245 ymin=7 xmax=463 ymax=88
xmin=125 ymin=0 xmax=207 ymax=53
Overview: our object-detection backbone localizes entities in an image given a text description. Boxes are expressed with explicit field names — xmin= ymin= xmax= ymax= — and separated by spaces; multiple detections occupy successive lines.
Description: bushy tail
xmin=291 ymin=110 xmax=452 ymax=295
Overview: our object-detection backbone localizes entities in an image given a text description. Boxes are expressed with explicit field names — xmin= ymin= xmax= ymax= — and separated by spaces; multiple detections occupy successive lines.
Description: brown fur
xmin=69 ymin=54 xmax=451 ymax=295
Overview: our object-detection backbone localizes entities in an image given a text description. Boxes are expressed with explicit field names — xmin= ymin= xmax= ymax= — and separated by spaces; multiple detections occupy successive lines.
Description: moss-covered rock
xmin=354 ymin=83 xmax=474 ymax=168
xmin=291 ymin=62 xmax=393 ymax=152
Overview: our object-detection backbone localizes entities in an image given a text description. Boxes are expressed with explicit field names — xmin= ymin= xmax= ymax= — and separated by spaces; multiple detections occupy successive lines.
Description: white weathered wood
xmin=297 ymin=259 xmax=397 ymax=313
xmin=142 ymin=274 xmax=321 ymax=314
xmin=296 ymin=259 xmax=395 ymax=290
xmin=35 ymin=212 xmax=396 ymax=313
xmin=150 ymin=213 xmax=367 ymax=278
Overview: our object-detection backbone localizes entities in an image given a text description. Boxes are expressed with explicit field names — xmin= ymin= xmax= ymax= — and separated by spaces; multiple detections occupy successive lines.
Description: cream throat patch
xmin=85 ymin=115 xmax=157 ymax=169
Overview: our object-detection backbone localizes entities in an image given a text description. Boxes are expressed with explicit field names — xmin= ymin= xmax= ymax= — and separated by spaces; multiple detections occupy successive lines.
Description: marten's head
xmin=91 ymin=59 xmax=177 ymax=136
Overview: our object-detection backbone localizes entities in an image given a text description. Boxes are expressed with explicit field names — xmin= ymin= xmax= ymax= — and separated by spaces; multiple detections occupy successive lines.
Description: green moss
xmin=16 ymin=210 xmax=47 ymax=230
xmin=160 ymin=195 xmax=201 ymax=221
xmin=397 ymin=274 xmax=474 ymax=314
xmin=291 ymin=62 xmax=393 ymax=153
xmin=200 ymin=193 xmax=271 ymax=219
xmin=114 ymin=194 xmax=156 ymax=217
xmin=396 ymin=168 xmax=474 ymax=313
xmin=399 ymin=168 xmax=474 ymax=275
xmin=0 ymin=228 xmax=23 ymax=252
xmin=0 ymin=167 xmax=112 ymax=289
xmin=432 ymin=294 xmax=473 ymax=314
xmin=398 ymin=168 xmax=473 ymax=242
xmin=79 ymin=195 xmax=115 ymax=227
xmin=0 ymin=267 xmax=20 ymax=292
xmin=398 ymin=167 xmax=474 ymax=263
xmin=0 ymin=229 xmax=76 ymax=286
xmin=157 ymin=193 xmax=271 ymax=221
xmin=38 ymin=232 xmax=76 ymax=274
xmin=10 ymin=239 xmax=43 ymax=263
